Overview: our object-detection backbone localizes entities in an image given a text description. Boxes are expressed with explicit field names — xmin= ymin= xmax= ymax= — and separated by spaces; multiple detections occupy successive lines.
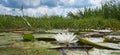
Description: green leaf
xmin=79 ymin=38 xmax=120 ymax=50
xmin=23 ymin=33 xmax=35 ymax=41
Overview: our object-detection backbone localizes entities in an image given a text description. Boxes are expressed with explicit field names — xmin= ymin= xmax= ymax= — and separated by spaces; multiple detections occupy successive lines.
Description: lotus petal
xmin=54 ymin=32 xmax=78 ymax=44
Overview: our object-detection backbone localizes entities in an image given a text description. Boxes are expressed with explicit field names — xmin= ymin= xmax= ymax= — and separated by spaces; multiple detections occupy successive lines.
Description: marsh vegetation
xmin=0 ymin=1 xmax=120 ymax=55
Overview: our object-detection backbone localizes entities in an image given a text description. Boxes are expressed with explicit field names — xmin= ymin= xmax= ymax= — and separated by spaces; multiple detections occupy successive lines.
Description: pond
xmin=0 ymin=31 xmax=120 ymax=55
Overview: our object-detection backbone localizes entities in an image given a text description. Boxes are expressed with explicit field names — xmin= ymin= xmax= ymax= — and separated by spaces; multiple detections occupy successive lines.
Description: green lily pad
xmin=104 ymin=36 xmax=120 ymax=43
xmin=23 ymin=34 xmax=35 ymax=41
xmin=79 ymin=38 xmax=120 ymax=50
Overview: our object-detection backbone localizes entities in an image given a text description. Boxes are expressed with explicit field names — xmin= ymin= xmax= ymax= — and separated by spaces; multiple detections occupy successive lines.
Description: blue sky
xmin=0 ymin=0 xmax=117 ymax=17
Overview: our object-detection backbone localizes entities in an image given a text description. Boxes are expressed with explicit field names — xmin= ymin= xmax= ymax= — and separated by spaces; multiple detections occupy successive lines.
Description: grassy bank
xmin=0 ymin=1 xmax=120 ymax=31
xmin=0 ymin=16 xmax=120 ymax=30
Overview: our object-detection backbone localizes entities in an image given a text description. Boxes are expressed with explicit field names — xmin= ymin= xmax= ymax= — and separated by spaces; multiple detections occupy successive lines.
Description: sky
xmin=0 ymin=0 xmax=118 ymax=17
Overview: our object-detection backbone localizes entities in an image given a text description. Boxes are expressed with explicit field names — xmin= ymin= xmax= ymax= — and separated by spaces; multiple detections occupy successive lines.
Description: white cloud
xmin=23 ymin=6 xmax=79 ymax=17
xmin=59 ymin=0 xmax=89 ymax=8
xmin=22 ymin=0 xmax=41 ymax=7
xmin=89 ymin=0 xmax=102 ymax=8
xmin=89 ymin=0 xmax=102 ymax=5
xmin=0 ymin=0 xmax=118 ymax=17
xmin=60 ymin=0 xmax=75 ymax=5
xmin=89 ymin=0 xmax=114 ymax=8
xmin=0 ymin=4 xmax=11 ymax=15
xmin=24 ymin=6 xmax=48 ymax=16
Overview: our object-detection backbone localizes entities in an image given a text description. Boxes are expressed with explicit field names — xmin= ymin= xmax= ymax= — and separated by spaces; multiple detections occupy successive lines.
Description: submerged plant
xmin=54 ymin=32 xmax=78 ymax=46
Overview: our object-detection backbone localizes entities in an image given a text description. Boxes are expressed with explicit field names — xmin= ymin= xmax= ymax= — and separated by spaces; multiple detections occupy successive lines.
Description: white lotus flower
xmin=54 ymin=32 xmax=78 ymax=46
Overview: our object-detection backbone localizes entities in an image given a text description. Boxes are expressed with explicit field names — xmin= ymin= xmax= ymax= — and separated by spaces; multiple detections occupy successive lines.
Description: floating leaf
xmin=23 ymin=34 xmax=35 ymax=41
xmin=79 ymin=37 xmax=120 ymax=50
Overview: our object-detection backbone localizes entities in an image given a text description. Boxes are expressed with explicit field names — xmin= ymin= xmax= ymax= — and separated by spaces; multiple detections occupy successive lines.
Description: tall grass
xmin=67 ymin=1 xmax=120 ymax=20
xmin=0 ymin=15 xmax=120 ymax=30
xmin=0 ymin=1 xmax=120 ymax=31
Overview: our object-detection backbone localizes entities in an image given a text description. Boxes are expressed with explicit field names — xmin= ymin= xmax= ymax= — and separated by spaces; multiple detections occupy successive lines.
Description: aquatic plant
xmin=93 ymin=30 xmax=112 ymax=33
xmin=23 ymin=33 xmax=35 ymax=41
xmin=54 ymin=32 xmax=78 ymax=46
